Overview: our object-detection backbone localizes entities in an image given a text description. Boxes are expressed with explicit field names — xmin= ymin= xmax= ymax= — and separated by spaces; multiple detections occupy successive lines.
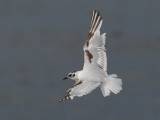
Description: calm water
xmin=0 ymin=0 xmax=160 ymax=120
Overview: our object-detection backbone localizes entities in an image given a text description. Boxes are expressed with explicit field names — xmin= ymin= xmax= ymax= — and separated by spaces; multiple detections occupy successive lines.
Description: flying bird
xmin=59 ymin=10 xmax=122 ymax=102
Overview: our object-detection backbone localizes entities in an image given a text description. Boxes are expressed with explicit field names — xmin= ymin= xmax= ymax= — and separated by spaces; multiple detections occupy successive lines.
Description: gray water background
xmin=0 ymin=0 xmax=160 ymax=120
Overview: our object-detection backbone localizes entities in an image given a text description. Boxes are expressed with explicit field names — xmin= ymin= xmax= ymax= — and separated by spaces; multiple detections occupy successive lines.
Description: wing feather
xmin=59 ymin=81 xmax=100 ymax=102
xmin=83 ymin=10 xmax=107 ymax=71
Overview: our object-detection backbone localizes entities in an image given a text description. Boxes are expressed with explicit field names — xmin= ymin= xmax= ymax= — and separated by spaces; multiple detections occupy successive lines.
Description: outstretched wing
xmin=59 ymin=81 xmax=100 ymax=102
xmin=83 ymin=10 xmax=107 ymax=71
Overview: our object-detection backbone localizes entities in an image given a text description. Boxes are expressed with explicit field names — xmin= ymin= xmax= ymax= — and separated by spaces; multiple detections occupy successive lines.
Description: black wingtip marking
xmin=59 ymin=96 xmax=71 ymax=102
xmin=59 ymin=81 xmax=82 ymax=102
xmin=86 ymin=10 xmax=103 ymax=47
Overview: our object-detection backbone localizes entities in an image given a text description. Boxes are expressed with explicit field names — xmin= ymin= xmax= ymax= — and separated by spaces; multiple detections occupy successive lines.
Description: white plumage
xmin=59 ymin=10 xmax=122 ymax=102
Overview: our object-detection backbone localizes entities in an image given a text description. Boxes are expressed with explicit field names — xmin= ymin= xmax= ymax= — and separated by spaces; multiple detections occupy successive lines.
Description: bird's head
xmin=63 ymin=71 xmax=78 ymax=81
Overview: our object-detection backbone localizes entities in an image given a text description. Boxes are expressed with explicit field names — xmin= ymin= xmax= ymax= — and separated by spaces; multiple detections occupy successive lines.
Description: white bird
xmin=59 ymin=10 xmax=122 ymax=102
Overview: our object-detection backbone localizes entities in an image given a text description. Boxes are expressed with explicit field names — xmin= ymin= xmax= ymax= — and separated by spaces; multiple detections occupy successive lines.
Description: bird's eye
xmin=69 ymin=74 xmax=72 ymax=77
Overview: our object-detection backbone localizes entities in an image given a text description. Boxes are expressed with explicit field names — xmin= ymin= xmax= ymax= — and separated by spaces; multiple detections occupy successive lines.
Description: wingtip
xmin=93 ymin=9 xmax=97 ymax=12
xmin=59 ymin=97 xmax=72 ymax=102
xmin=59 ymin=98 xmax=64 ymax=102
xmin=92 ymin=9 xmax=101 ymax=15
xmin=89 ymin=10 xmax=103 ymax=32
xmin=86 ymin=9 xmax=103 ymax=47
xmin=101 ymin=16 xmax=103 ymax=20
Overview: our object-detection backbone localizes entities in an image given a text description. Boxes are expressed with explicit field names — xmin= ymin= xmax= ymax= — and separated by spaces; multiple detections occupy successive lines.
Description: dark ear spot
xmin=72 ymin=74 xmax=75 ymax=77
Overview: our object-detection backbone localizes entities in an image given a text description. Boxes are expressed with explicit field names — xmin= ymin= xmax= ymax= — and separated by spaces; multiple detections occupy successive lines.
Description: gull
xmin=59 ymin=10 xmax=122 ymax=102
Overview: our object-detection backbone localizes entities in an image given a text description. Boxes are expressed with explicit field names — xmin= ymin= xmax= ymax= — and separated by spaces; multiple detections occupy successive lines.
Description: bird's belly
xmin=78 ymin=70 xmax=106 ymax=82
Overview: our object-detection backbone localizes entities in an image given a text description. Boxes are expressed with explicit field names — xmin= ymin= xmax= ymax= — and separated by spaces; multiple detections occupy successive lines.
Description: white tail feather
xmin=100 ymin=74 xmax=122 ymax=97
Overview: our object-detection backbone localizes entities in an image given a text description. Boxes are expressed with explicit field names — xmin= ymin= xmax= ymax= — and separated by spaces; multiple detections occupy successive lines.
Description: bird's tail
xmin=100 ymin=74 xmax=122 ymax=97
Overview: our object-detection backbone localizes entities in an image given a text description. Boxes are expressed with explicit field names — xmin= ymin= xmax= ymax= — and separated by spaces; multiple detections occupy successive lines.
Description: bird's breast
xmin=78 ymin=70 xmax=106 ymax=82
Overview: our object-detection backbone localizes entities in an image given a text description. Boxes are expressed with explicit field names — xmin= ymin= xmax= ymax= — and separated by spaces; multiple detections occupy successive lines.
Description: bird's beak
xmin=63 ymin=77 xmax=68 ymax=80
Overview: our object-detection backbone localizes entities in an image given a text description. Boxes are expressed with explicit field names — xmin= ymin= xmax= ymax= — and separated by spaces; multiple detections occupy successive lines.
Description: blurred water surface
xmin=0 ymin=0 xmax=160 ymax=120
